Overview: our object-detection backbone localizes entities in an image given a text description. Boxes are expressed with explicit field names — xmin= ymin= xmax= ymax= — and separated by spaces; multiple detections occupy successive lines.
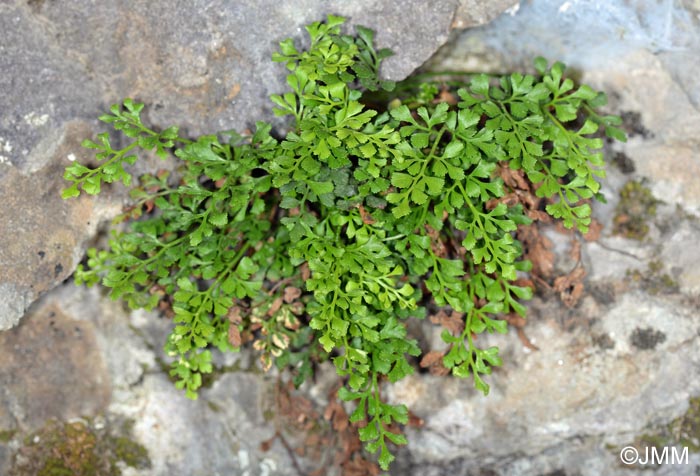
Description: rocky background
xmin=0 ymin=1 xmax=698 ymax=475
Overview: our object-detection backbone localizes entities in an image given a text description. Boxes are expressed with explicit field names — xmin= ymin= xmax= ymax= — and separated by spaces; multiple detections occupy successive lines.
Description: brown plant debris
xmin=517 ymin=224 xmax=555 ymax=280
xmin=553 ymin=266 xmax=587 ymax=308
xmin=262 ymin=381 xmax=385 ymax=476
xmin=419 ymin=350 xmax=450 ymax=376
xmin=284 ymin=286 xmax=302 ymax=303
xmin=583 ymin=218 xmax=602 ymax=241
xmin=429 ymin=310 xmax=464 ymax=335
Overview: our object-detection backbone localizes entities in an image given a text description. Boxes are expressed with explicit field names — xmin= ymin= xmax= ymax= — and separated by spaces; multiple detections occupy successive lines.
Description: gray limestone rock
xmin=452 ymin=0 xmax=519 ymax=29
xmin=0 ymin=289 xmax=112 ymax=431
xmin=0 ymin=284 xmax=297 ymax=476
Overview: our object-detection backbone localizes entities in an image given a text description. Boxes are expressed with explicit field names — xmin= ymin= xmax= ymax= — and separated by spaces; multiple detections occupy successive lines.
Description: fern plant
xmin=62 ymin=15 xmax=625 ymax=470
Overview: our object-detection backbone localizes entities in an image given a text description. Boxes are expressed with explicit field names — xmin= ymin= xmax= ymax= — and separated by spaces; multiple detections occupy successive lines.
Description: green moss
xmin=0 ymin=429 xmax=16 ymax=443
xmin=619 ymin=396 xmax=700 ymax=459
xmin=613 ymin=180 xmax=661 ymax=240
xmin=106 ymin=420 xmax=150 ymax=470
xmin=206 ymin=401 xmax=224 ymax=413
xmin=263 ymin=409 xmax=276 ymax=422
xmin=38 ymin=458 xmax=75 ymax=476
xmin=23 ymin=421 xmax=103 ymax=476
xmin=675 ymin=397 xmax=700 ymax=451
xmin=110 ymin=436 xmax=150 ymax=468
xmin=9 ymin=418 xmax=150 ymax=476
xmin=626 ymin=259 xmax=679 ymax=295
xmin=637 ymin=432 xmax=671 ymax=448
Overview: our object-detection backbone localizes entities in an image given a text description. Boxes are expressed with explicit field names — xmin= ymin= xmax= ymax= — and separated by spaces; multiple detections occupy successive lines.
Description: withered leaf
xmin=289 ymin=301 xmax=305 ymax=316
xmin=425 ymin=224 xmax=447 ymax=257
xmin=343 ymin=454 xmax=381 ymax=476
xmin=553 ymin=266 xmax=586 ymax=308
xmin=438 ymin=88 xmax=457 ymax=106
xmin=486 ymin=193 xmax=519 ymax=210
xmin=267 ymin=297 xmax=283 ymax=317
xmin=526 ymin=209 xmax=551 ymax=222
xmin=301 ymin=262 xmax=311 ymax=281
xmin=304 ymin=433 xmax=321 ymax=448
xmin=499 ymin=163 xmax=530 ymax=190
xmin=430 ymin=310 xmax=464 ymax=335
xmin=407 ymin=410 xmax=425 ymax=428
xmin=518 ymin=224 xmax=554 ymax=279
xmin=419 ymin=350 xmax=445 ymax=368
xmin=227 ymin=324 xmax=242 ymax=347
xmin=569 ymin=238 xmax=582 ymax=263
xmin=420 ymin=350 xmax=450 ymax=376
xmin=283 ymin=286 xmax=302 ymax=303
xmin=584 ymin=218 xmax=602 ymax=241
xmin=505 ymin=313 xmax=526 ymax=328
xmin=554 ymin=220 xmax=575 ymax=236
xmin=227 ymin=306 xmax=242 ymax=324
xmin=272 ymin=333 xmax=290 ymax=350
xmin=513 ymin=277 xmax=535 ymax=290
xmin=260 ymin=436 xmax=274 ymax=452
xmin=324 ymin=399 xmax=349 ymax=432
xmin=260 ymin=353 xmax=273 ymax=372
xmin=358 ymin=204 xmax=376 ymax=224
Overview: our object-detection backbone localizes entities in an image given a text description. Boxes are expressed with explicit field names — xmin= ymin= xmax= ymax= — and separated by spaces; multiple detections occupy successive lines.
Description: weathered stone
xmin=0 ymin=283 xmax=304 ymax=475
xmin=659 ymin=220 xmax=700 ymax=295
xmin=0 ymin=145 xmax=118 ymax=330
xmin=452 ymin=0 xmax=519 ymax=29
xmin=7 ymin=418 xmax=150 ymax=476
xmin=389 ymin=293 xmax=700 ymax=475
xmin=0 ymin=293 xmax=111 ymax=430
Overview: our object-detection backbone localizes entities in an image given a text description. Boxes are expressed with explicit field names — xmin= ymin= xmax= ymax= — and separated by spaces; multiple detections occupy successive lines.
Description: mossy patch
xmin=111 ymin=436 xmax=150 ymax=469
xmin=626 ymin=259 xmax=680 ymax=295
xmin=263 ymin=409 xmax=276 ymax=422
xmin=613 ymin=396 xmax=700 ymax=464
xmin=613 ymin=180 xmax=661 ymax=240
xmin=9 ymin=418 xmax=150 ymax=476
xmin=207 ymin=400 xmax=224 ymax=413
xmin=0 ymin=429 xmax=17 ymax=443
xmin=676 ymin=398 xmax=700 ymax=451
